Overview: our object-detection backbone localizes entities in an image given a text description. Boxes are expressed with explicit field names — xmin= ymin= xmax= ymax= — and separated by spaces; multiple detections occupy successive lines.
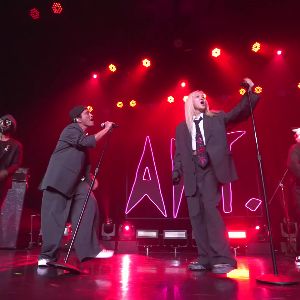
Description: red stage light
xmin=124 ymin=225 xmax=130 ymax=231
xmin=92 ymin=73 xmax=98 ymax=79
xmin=255 ymin=86 xmax=263 ymax=94
xmin=109 ymin=64 xmax=117 ymax=72
xmin=142 ymin=59 xmax=151 ymax=68
xmin=212 ymin=48 xmax=221 ymax=58
xmin=252 ymin=42 xmax=261 ymax=53
xmin=29 ymin=8 xmax=40 ymax=20
xmin=239 ymin=88 xmax=246 ymax=95
xmin=276 ymin=50 xmax=282 ymax=55
xmin=129 ymin=100 xmax=137 ymax=107
xmin=116 ymin=101 xmax=124 ymax=108
xmin=255 ymin=225 xmax=260 ymax=230
xmin=183 ymin=96 xmax=188 ymax=102
xmin=167 ymin=96 xmax=175 ymax=103
xmin=180 ymin=81 xmax=186 ymax=88
xmin=52 ymin=2 xmax=63 ymax=14
xmin=298 ymin=83 xmax=300 ymax=89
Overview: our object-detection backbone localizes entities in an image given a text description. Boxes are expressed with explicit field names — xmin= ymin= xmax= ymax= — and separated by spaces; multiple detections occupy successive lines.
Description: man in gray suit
xmin=38 ymin=105 xmax=115 ymax=266
xmin=172 ymin=78 xmax=260 ymax=274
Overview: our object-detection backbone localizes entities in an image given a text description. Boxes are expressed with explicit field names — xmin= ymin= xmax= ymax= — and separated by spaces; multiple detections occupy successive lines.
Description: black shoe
xmin=212 ymin=263 xmax=235 ymax=274
xmin=188 ymin=260 xmax=209 ymax=271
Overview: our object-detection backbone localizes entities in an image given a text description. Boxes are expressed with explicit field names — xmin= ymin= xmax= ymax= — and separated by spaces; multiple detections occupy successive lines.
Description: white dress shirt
xmin=192 ymin=113 xmax=206 ymax=150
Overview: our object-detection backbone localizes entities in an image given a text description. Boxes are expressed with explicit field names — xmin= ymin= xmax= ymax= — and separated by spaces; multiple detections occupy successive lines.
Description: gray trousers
xmin=39 ymin=181 xmax=101 ymax=261
xmin=186 ymin=160 xmax=236 ymax=267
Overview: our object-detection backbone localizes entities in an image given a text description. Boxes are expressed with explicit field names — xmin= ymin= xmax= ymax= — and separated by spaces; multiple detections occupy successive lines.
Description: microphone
xmin=100 ymin=122 xmax=119 ymax=128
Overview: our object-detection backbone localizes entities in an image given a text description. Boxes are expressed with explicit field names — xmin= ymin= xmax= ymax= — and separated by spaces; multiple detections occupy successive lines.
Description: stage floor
xmin=1 ymin=249 xmax=300 ymax=300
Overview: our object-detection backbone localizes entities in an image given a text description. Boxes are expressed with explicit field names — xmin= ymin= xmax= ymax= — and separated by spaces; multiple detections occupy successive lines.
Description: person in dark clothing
xmin=0 ymin=114 xmax=23 ymax=210
xmin=172 ymin=78 xmax=260 ymax=274
xmin=38 ymin=105 xmax=115 ymax=266
xmin=287 ymin=128 xmax=300 ymax=266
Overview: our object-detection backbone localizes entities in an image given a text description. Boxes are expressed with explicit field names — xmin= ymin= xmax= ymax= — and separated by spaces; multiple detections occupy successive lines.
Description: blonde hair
xmin=185 ymin=90 xmax=215 ymax=133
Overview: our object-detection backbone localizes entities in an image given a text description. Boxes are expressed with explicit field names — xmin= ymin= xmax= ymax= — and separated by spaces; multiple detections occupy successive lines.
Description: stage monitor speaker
xmin=0 ymin=179 xmax=27 ymax=249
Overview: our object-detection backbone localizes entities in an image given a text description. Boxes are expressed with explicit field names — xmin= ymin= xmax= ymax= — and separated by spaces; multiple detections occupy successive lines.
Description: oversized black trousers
xmin=39 ymin=181 xmax=101 ymax=262
xmin=186 ymin=159 xmax=236 ymax=267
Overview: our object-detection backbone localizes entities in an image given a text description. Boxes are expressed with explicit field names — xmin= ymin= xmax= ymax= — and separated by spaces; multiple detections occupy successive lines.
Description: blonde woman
xmin=172 ymin=78 xmax=260 ymax=274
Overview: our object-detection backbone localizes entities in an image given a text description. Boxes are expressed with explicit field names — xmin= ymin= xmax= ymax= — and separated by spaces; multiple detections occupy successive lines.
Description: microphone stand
xmin=269 ymin=169 xmax=296 ymax=256
xmin=47 ymin=130 xmax=114 ymax=274
xmin=268 ymin=169 xmax=288 ymax=205
xmin=243 ymin=89 xmax=298 ymax=285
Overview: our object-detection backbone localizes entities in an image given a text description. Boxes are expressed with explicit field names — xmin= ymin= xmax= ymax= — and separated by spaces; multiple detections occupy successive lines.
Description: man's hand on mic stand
xmin=243 ymin=77 xmax=254 ymax=92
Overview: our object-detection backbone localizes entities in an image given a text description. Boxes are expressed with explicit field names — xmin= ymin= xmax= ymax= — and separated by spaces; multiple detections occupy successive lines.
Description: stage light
xmin=92 ymin=73 xmax=98 ymax=79
xmin=228 ymin=231 xmax=247 ymax=239
xmin=167 ymin=96 xmax=175 ymax=103
xmin=52 ymin=2 xmax=63 ymax=14
xmin=276 ymin=50 xmax=282 ymax=55
xmin=212 ymin=48 xmax=221 ymax=58
xmin=183 ymin=96 xmax=188 ymax=102
xmin=239 ymin=88 xmax=246 ymax=95
xmin=136 ymin=230 xmax=159 ymax=239
xmin=101 ymin=218 xmax=116 ymax=240
xmin=163 ymin=230 xmax=188 ymax=249
xmin=116 ymin=101 xmax=124 ymax=108
xmin=254 ymin=86 xmax=263 ymax=94
xmin=86 ymin=106 xmax=93 ymax=113
xmin=129 ymin=100 xmax=137 ymax=107
xmin=29 ymin=8 xmax=40 ymax=20
xmin=298 ymin=83 xmax=300 ymax=89
xmin=118 ymin=222 xmax=136 ymax=241
xmin=108 ymin=64 xmax=117 ymax=72
xmin=252 ymin=42 xmax=261 ymax=53
xmin=180 ymin=81 xmax=186 ymax=88
xmin=255 ymin=225 xmax=260 ymax=230
xmin=163 ymin=230 xmax=187 ymax=239
xmin=142 ymin=59 xmax=151 ymax=68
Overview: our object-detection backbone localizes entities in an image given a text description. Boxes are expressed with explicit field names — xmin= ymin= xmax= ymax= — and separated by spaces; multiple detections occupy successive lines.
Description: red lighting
xmin=167 ymin=96 xmax=175 ymax=103
xmin=276 ymin=50 xmax=282 ymax=55
xmin=109 ymin=64 xmax=117 ymax=72
xmin=29 ymin=8 xmax=40 ymax=20
xmin=52 ymin=2 xmax=63 ymax=14
xmin=129 ymin=100 xmax=137 ymax=107
xmin=183 ymin=96 xmax=188 ymax=102
xmin=228 ymin=231 xmax=247 ymax=239
xmin=116 ymin=101 xmax=124 ymax=108
xmin=92 ymin=73 xmax=98 ymax=79
xmin=298 ymin=83 xmax=300 ymax=89
xmin=255 ymin=225 xmax=260 ymax=230
xmin=118 ymin=222 xmax=135 ymax=240
xmin=142 ymin=59 xmax=151 ymax=68
xmin=180 ymin=81 xmax=186 ymax=88
xmin=252 ymin=42 xmax=261 ymax=53
xmin=212 ymin=48 xmax=221 ymax=58
xmin=255 ymin=86 xmax=263 ymax=94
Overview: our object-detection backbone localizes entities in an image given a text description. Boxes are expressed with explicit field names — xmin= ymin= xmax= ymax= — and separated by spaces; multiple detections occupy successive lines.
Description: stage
xmin=1 ymin=249 xmax=300 ymax=300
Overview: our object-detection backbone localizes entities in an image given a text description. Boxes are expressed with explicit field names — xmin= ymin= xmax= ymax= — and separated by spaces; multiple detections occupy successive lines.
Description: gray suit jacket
xmin=173 ymin=92 xmax=260 ymax=197
xmin=40 ymin=123 xmax=96 ymax=197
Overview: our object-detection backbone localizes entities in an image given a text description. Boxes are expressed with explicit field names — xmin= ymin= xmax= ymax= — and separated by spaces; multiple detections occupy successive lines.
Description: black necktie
xmin=194 ymin=118 xmax=208 ymax=168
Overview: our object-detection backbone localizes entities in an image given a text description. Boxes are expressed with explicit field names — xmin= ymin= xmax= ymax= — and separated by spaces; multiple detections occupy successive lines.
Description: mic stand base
xmin=256 ymin=274 xmax=299 ymax=285
xmin=46 ymin=261 xmax=81 ymax=275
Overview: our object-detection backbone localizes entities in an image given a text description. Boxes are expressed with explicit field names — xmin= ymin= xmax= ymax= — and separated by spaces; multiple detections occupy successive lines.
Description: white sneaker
xmin=37 ymin=258 xmax=51 ymax=267
xmin=95 ymin=249 xmax=114 ymax=258
xmin=295 ymin=256 xmax=300 ymax=267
